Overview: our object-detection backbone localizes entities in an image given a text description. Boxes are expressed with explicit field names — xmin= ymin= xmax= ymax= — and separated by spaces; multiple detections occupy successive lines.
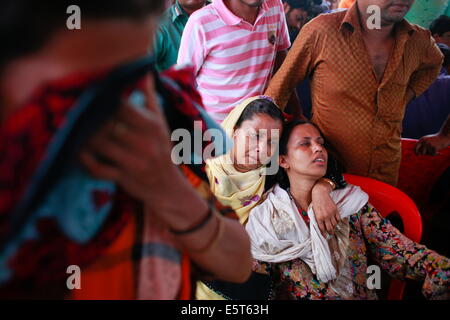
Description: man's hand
xmin=415 ymin=133 xmax=450 ymax=155
xmin=311 ymin=180 xmax=340 ymax=236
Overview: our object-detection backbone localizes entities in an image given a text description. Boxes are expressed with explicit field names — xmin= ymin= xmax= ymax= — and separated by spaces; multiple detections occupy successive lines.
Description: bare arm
xmin=160 ymin=175 xmax=252 ymax=283
xmin=415 ymin=114 xmax=450 ymax=155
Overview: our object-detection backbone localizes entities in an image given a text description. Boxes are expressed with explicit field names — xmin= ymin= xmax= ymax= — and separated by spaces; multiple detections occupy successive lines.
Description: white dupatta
xmin=246 ymin=184 xmax=368 ymax=283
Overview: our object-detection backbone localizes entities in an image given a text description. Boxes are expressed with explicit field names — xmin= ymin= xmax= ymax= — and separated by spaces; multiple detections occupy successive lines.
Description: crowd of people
xmin=0 ymin=0 xmax=449 ymax=300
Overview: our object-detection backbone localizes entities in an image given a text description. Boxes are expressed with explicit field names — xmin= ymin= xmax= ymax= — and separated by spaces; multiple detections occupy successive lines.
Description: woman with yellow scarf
xmin=197 ymin=96 xmax=347 ymax=299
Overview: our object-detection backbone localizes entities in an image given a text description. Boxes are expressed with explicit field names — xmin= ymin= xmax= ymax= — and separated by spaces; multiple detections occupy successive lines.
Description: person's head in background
xmin=178 ymin=0 xmax=209 ymax=15
xmin=309 ymin=0 xmax=330 ymax=16
xmin=327 ymin=0 xmax=340 ymax=10
xmin=283 ymin=0 xmax=309 ymax=31
xmin=0 ymin=0 xmax=165 ymax=122
xmin=430 ymin=15 xmax=450 ymax=48
xmin=357 ymin=0 xmax=414 ymax=26
xmin=437 ymin=43 xmax=450 ymax=74
xmin=231 ymin=98 xmax=284 ymax=172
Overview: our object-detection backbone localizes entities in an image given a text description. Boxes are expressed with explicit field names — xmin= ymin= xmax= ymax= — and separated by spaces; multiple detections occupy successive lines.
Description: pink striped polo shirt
xmin=177 ymin=0 xmax=290 ymax=123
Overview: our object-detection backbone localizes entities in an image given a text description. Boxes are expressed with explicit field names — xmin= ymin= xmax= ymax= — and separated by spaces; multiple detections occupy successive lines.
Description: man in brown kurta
xmin=266 ymin=0 xmax=443 ymax=186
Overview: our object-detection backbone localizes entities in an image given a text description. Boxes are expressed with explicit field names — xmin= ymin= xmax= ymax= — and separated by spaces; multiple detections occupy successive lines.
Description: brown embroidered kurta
xmin=265 ymin=4 xmax=443 ymax=186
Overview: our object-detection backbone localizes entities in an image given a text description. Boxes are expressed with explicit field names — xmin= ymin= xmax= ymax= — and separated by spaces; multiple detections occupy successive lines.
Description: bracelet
xmin=169 ymin=206 xmax=213 ymax=235
xmin=320 ymin=178 xmax=336 ymax=191
xmin=189 ymin=214 xmax=224 ymax=253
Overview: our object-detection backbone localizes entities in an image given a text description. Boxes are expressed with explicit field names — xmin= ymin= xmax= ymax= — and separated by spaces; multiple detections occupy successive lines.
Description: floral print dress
xmin=253 ymin=204 xmax=450 ymax=300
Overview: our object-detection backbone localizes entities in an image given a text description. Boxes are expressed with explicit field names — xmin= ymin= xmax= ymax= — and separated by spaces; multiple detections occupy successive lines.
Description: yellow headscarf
xmin=206 ymin=96 xmax=275 ymax=225
xmin=198 ymin=96 xmax=281 ymax=300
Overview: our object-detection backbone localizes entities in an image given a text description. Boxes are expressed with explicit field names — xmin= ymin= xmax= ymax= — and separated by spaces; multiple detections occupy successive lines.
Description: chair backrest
xmin=398 ymin=139 xmax=450 ymax=209
xmin=343 ymin=174 xmax=423 ymax=300
xmin=344 ymin=174 xmax=422 ymax=242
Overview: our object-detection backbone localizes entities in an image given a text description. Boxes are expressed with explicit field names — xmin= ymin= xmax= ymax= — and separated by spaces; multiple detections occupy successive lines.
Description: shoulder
xmin=404 ymin=22 xmax=443 ymax=58
xmin=407 ymin=22 xmax=436 ymax=45
xmin=298 ymin=10 xmax=347 ymax=39
xmin=265 ymin=0 xmax=284 ymax=11
xmin=188 ymin=3 xmax=218 ymax=25
xmin=306 ymin=10 xmax=348 ymax=32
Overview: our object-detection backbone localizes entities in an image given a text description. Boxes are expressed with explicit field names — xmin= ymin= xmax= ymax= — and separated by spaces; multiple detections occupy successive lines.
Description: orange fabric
xmin=338 ymin=0 xmax=355 ymax=9
xmin=265 ymin=4 xmax=443 ymax=186
xmin=68 ymin=209 xmax=193 ymax=301
xmin=69 ymin=213 xmax=137 ymax=300
xmin=68 ymin=165 xmax=232 ymax=300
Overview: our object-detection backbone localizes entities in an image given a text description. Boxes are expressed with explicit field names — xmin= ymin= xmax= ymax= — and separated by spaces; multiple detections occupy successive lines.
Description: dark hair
xmin=430 ymin=15 xmax=450 ymax=37
xmin=234 ymin=98 xmax=285 ymax=130
xmin=437 ymin=43 xmax=450 ymax=68
xmin=276 ymin=120 xmax=319 ymax=189
xmin=0 ymin=0 xmax=165 ymax=69
xmin=284 ymin=0 xmax=309 ymax=11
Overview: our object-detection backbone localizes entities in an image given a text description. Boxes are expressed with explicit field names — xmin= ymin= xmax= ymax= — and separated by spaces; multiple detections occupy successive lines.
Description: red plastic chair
xmin=398 ymin=139 xmax=450 ymax=211
xmin=344 ymin=174 xmax=423 ymax=300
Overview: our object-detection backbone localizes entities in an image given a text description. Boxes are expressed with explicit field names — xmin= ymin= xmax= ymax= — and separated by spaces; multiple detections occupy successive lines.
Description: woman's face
xmin=279 ymin=123 xmax=328 ymax=179
xmin=232 ymin=113 xmax=283 ymax=172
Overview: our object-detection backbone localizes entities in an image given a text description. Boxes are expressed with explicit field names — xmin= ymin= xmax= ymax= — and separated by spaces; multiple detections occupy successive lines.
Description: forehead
xmin=289 ymin=124 xmax=322 ymax=140
xmin=239 ymin=113 xmax=283 ymax=131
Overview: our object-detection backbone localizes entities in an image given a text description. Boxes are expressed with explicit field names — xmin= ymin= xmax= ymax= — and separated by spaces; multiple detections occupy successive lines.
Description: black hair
xmin=234 ymin=98 xmax=285 ymax=130
xmin=284 ymin=0 xmax=310 ymax=11
xmin=277 ymin=120 xmax=316 ymax=189
xmin=430 ymin=15 xmax=450 ymax=37
xmin=0 ymin=0 xmax=165 ymax=69
xmin=437 ymin=43 xmax=450 ymax=68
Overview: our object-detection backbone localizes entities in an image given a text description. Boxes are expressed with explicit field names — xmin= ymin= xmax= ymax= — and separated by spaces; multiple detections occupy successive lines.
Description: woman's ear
xmin=279 ymin=155 xmax=289 ymax=170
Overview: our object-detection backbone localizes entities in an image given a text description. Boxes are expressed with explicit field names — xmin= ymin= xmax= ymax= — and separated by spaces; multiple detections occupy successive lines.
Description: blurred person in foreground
xmin=0 ymin=0 xmax=251 ymax=299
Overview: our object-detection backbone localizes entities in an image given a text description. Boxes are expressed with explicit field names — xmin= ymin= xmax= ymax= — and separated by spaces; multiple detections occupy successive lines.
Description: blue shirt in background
xmin=402 ymin=68 xmax=450 ymax=139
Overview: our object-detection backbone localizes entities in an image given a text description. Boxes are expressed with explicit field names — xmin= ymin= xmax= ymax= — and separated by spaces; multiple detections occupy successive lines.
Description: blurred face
xmin=238 ymin=0 xmax=265 ymax=8
xmin=0 ymin=16 xmax=157 ymax=122
xmin=179 ymin=0 xmax=207 ymax=12
xmin=232 ymin=113 xmax=283 ymax=172
xmin=286 ymin=8 xmax=308 ymax=30
xmin=279 ymin=124 xmax=328 ymax=180
xmin=359 ymin=0 xmax=414 ymax=25
xmin=434 ymin=31 xmax=450 ymax=48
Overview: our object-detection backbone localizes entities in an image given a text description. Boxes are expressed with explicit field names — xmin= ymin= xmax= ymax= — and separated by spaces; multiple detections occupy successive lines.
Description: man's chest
xmin=363 ymin=38 xmax=395 ymax=83
xmin=311 ymin=37 xmax=417 ymax=101
xmin=206 ymin=17 xmax=282 ymax=56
